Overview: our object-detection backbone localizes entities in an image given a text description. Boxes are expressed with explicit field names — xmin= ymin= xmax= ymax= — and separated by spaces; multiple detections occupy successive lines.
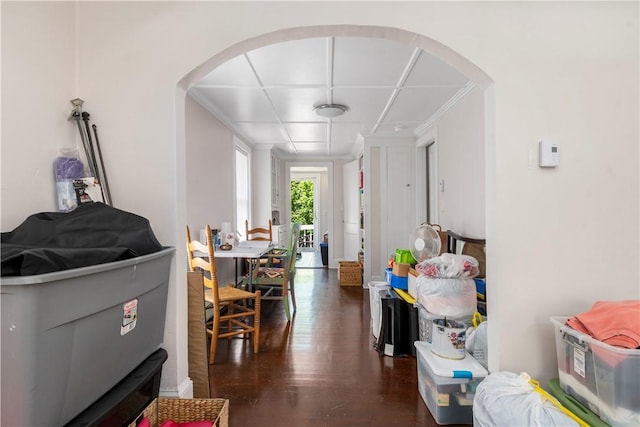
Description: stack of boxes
xmin=380 ymin=248 xmax=488 ymax=425
xmin=386 ymin=249 xmax=414 ymax=291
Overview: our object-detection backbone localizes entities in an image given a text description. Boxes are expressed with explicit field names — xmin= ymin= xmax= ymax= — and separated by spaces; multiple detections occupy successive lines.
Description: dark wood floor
xmin=208 ymin=268 xmax=467 ymax=426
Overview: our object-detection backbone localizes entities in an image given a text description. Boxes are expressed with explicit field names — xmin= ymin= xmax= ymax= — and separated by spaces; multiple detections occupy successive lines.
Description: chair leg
xmin=290 ymin=275 xmax=296 ymax=316
xmin=281 ymin=277 xmax=292 ymax=321
xmin=283 ymin=293 xmax=291 ymax=321
xmin=209 ymin=313 xmax=220 ymax=365
xmin=227 ymin=303 xmax=234 ymax=335
xmin=253 ymin=291 xmax=261 ymax=354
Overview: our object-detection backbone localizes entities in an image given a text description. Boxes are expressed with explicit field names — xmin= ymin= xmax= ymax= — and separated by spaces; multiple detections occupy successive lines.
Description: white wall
xmin=2 ymin=1 xmax=638 ymax=395
xmin=1 ymin=1 xmax=76 ymax=229
xmin=424 ymin=85 xmax=485 ymax=238
xmin=332 ymin=160 xmax=346 ymax=264
xmin=185 ymin=95 xmax=236 ymax=286
xmin=250 ymin=147 xmax=273 ymax=230
xmin=343 ymin=159 xmax=360 ymax=260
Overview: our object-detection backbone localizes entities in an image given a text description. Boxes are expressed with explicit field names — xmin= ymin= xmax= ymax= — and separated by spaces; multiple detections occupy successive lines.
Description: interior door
xmin=343 ymin=159 xmax=359 ymax=260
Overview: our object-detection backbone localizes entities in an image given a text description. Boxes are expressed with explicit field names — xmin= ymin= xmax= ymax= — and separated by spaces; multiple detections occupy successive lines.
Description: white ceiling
xmin=189 ymin=36 xmax=472 ymax=160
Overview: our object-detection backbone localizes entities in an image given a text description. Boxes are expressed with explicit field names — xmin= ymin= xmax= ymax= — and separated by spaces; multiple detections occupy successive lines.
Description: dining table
xmin=213 ymin=241 xmax=272 ymax=288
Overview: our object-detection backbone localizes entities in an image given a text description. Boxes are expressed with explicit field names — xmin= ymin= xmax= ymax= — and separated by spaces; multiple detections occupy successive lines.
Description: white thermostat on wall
xmin=539 ymin=139 xmax=559 ymax=167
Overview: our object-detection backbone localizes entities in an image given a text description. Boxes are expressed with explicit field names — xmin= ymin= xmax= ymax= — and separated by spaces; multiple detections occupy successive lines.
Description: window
xmin=235 ymin=145 xmax=249 ymax=239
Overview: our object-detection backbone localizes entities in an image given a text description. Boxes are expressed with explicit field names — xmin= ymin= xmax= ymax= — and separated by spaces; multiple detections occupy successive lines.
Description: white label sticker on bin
xmin=573 ymin=347 xmax=586 ymax=378
xmin=121 ymin=298 xmax=138 ymax=336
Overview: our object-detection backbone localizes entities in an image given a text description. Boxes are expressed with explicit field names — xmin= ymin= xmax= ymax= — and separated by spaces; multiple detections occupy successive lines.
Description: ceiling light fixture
xmin=313 ymin=103 xmax=349 ymax=118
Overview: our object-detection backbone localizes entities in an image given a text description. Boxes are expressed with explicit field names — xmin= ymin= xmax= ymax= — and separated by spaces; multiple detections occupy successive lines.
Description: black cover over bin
xmin=1 ymin=202 xmax=164 ymax=276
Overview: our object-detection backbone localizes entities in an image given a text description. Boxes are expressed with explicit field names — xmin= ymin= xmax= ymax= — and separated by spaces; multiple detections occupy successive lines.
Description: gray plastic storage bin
xmin=1 ymin=247 xmax=175 ymax=427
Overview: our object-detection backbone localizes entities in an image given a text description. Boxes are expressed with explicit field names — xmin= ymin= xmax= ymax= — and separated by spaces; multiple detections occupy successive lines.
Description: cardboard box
xmin=408 ymin=268 xmax=418 ymax=298
xmin=338 ymin=261 xmax=362 ymax=286
xmin=392 ymin=262 xmax=410 ymax=277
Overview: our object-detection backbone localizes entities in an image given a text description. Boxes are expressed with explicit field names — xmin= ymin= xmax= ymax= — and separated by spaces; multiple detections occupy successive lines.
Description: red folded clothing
xmin=566 ymin=300 xmax=640 ymax=349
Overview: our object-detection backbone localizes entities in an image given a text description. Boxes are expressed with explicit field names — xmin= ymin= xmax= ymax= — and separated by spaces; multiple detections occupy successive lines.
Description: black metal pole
xmin=81 ymin=112 xmax=101 ymax=183
xmin=72 ymin=111 xmax=97 ymax=177
xmin=92 ymin=124 xmax=112 ymax=206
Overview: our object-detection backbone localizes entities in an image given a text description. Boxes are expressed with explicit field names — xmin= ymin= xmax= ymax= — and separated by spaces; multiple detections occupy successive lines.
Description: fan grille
xmin=410 ymin=225 xmax=441 ymax=262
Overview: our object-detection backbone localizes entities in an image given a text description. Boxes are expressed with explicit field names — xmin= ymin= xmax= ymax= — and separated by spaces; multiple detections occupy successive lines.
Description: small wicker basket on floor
xmin=129 ymin=398 xmax=229 ymax=427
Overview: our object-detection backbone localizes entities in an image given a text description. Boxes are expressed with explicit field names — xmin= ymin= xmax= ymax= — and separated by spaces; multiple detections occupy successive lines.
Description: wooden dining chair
xmin=246 ymin=219 xmax=280 ymax=267
xmin=249 ymin=223 xmax=301 ymax=321
xmin=245 ymin=219 xmax=273 ymax=241
xmin=186 ymin=224 xmax=261 ymax=364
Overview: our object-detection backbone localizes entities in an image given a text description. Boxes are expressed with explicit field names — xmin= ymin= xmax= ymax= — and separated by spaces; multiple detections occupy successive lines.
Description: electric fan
xmin=409 ymin=223 xmax=442 ymax=263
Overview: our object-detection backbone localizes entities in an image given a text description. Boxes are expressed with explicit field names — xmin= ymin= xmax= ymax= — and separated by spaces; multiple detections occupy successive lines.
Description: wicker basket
xmin=129 ymin=398 xmax=229 ymax=427
xmin=338 ymin=261 xmax=362 ymax=286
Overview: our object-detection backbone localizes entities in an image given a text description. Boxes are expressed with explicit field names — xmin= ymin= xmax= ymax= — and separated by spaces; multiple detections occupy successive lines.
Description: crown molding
xmin=414 ymin=81 xmax=476 ymax=137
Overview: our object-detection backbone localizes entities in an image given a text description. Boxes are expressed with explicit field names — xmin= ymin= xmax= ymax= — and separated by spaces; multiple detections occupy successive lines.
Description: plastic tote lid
xmin=414 ymin=341 xmax=488 ymax=378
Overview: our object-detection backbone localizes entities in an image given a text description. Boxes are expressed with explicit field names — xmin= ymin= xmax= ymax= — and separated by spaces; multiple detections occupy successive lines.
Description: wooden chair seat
xmin=203 ymin=285 xmax=259 ymax=304
xmin=257 ymin=267 xmax=285 ymax=279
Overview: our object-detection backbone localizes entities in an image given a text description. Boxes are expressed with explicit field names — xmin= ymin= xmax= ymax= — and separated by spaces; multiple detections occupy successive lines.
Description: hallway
xmin=295 ymin=250 xmax=324 ymax=269
xmin=208 ymin=268 xmax=463 ymax=427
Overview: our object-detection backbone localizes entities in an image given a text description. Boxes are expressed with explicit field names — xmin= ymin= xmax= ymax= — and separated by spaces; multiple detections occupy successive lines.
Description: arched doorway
xmin=177 ymin=24 xmax=496 ymax=369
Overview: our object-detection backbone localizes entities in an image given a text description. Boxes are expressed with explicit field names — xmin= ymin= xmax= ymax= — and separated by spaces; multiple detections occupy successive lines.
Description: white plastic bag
xmin=416 ymin=276 xmax=477 ymax=317
xmin=416 ymin=253 xmax=480 ymax=278
xmin=473 ymin=372 xmax=581 ymax=427
xmin=466 ymin=317 xmax=488 ymax=369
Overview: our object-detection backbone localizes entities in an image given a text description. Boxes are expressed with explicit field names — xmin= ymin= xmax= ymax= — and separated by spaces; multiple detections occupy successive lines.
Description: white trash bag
xmin=465 ymin=314 xmax=488 ymax=369
xmin=416 ymin=275 xmax=477 ymax=317
xmin=473 ymin=372 xmax=584 ymax=427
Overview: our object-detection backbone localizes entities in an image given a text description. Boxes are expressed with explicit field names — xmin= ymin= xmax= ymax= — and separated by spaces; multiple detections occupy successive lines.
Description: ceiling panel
xmin=248 ymin=38 xmax=327 ymax=86
xmin=331 ymin=122 xmax=369 ymax=143
xmin=266 ymin=87 xmax=328 ymax=122
xmin=275 ymin=143 xmax=297 ymax=154
xmin=191 ymin=87 xmax=278 ymax=123
xmin=384 ymin=87 xmax=462 ymax=123
xmin=329 ymin=143 xmax=356 ymax=156
xmin=197 ymin=54 xmax=259 ymax=87
xmin=293 ymin=142 xmax=328 ymax=153
xmin=330 ymin=87 xmax=394 ymax=122
xmin=284 ymin=123 xmax=327 ymax=142
xmin=234 ymin=123 xmax=288 ymax=143
xmin=333 ymin=37 xmax=415 ymax=86
xmin=405 ymin=53 xmax=468 ymax=86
